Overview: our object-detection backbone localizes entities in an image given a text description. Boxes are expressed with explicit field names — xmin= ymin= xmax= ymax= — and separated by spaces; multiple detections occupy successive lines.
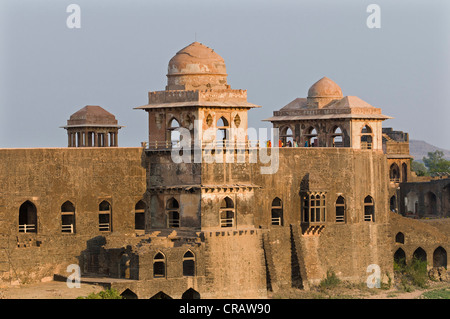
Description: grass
xmin=77 ymin=288 xmax=122 ymax=299
xmin=420 ymin=288 xmax=450 ymax=299
xmin=394 ymin=257 xmax=429 ymax=291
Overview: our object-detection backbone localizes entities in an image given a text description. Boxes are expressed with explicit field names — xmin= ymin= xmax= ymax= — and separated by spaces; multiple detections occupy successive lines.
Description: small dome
xmin=307 ymin=77 xmax=343 ymax=98
xmin=166 ymin=42 xmax=228 ymax=90
xmin=168 ymin=42 xmax=227 ymax=76
xmin=67 ymin=105 xmax=118 ymax=126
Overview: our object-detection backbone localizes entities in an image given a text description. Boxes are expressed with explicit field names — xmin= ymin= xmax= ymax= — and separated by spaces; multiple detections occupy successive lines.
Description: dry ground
xmin=268 ymin=280 xmax=450 ymax=299
xmin=0 ymin=279 xmax=448 ymax=299
xmin=0 ymin=281 xmax=104 ymax=299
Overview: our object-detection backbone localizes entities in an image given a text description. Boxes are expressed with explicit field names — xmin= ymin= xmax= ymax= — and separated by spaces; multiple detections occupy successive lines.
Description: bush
xmin=394 ymin=257 xmax=428 ymax=290
xmin=77 ymin=288 xmax=123 ymax=299
xmin=319 ymin=270 xmax=341 ymax=289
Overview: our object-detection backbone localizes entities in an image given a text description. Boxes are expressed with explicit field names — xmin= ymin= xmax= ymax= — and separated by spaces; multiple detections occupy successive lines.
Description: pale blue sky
xmin=0 ymin=0 xmax=449 ymax=149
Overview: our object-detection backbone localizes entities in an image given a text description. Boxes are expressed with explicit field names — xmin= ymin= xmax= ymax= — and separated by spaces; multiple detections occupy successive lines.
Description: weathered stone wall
xmin=389 ymin=212 xmax=449 ymax=268
xmin=0 ymin=147 xmax=147 ymax=285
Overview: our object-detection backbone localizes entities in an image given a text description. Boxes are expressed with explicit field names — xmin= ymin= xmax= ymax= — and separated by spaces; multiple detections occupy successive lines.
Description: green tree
xmin=423 ymin=150 xmax=450 ymax=175
xmin=411 ymin=160 xmax=428 ymax=176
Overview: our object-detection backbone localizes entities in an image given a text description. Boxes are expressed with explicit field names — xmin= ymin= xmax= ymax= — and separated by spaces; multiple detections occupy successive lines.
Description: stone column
xmin=94 ymin=133 xmax=98 ymax=147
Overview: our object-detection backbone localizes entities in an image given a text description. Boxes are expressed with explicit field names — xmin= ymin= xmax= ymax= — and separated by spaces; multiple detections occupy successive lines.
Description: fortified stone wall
xmin=0 ymin=147 xmax=147 ymax=285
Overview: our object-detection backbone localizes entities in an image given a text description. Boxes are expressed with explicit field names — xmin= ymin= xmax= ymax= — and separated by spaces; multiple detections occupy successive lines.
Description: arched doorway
xmin=413 ymin=247 xmax=427 ymax=263
xmin=150 ymin=291 xmax=172 ymax=299
xmin=182 ymin=288 xmax=200 ymax=299
xmin=394 ymin=248 xmax=406 ymax=266
xmin=120 ymin=288 xmax=138 ymax=299
xmin=433 ymin=246 xmax=447 ymax=268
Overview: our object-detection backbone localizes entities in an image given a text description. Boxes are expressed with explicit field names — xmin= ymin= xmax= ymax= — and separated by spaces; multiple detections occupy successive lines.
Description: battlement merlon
xmin=134 ymin=89 xmax=261 ymax=110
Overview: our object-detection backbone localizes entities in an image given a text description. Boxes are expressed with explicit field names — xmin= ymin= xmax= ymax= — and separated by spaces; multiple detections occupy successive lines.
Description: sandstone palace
xmin=0 ymin=42 xmax=448 ymax=299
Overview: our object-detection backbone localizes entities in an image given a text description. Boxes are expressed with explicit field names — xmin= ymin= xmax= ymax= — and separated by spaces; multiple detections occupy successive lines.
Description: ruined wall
xmin=0 ymin=147 xmax=146 ymax=285
xmin=389 ymin=212 xmax=449 ymax=268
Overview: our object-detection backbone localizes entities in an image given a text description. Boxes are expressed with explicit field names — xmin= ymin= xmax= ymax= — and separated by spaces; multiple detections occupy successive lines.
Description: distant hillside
xmin=409 ymin=140 xmax=450 ymax=162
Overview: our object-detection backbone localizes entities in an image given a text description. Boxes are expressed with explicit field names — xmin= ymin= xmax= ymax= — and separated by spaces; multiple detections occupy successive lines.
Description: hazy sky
xmin=0 ymin=0 xmax=449 ymax=149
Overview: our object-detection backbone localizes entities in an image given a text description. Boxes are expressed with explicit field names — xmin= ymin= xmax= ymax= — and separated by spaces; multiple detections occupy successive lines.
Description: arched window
xmin=301 ymin=192 xmax=326 ymax=223
xmin=433 ymin=246 xmax=447 ymax=268
xmin=99 ymin=200 xmax=112 ymax=232
xmin=395 ymin=232 xmax=405 ymax=244
xmin=280 ymin=127 xmax=294 ymax=147
xmin=361 ymin=125 xmax=373 ymax=149
xmin=220 ymin=197 xmax=235 ymax=228
xmin=305 ymin=127 xmax=318 ymax=147
xmin=331 ymin=126 xmax=344 ymax=147
xmin=335 ymin=196 xmax=345 ymax=223
xmin=216 ymin=117 xmax=229 ymax=147
xmin=166 ymin=198 xmax=180 ymax=228
xmin=18 ymin=201 xmax=37 ymax=233
xmin=153 ymin=252 xmax=166 ymax=278
xmin=364 ymin=196 xmax=375 ymax=222
xmin=61 ymin=201 xmax=75 ymax=233
xmin=389 ymin=163 xmax=400 ymax=182
xmin=135 ymin=200 xmax=146 ymax=231
xmin=183 ymin=251 xmax=195 ymax=276
xmin=168 ymin=118 xmax=180 ymax=147
xmin=271 ymin=197 xmax=283 ymax=226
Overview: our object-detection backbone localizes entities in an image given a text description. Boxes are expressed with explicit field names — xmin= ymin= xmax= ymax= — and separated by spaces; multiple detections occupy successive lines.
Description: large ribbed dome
xmin=166 ymin=42 xmax=229 ymax=90
xmin=307 ymin=77 xmax=343 ymax=98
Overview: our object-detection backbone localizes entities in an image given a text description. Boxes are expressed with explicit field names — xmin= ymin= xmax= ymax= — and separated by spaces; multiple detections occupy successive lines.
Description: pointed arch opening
xmin=413 ymin=247 xmax=427 ymax=263
xmin=220 ymin=197 xmax=235 ymax=228
xmin=168 ymin=118 xmax=181 ymax=147
xmin=331 ymin=126 xmax=344 ymax=147
xmin=153 ymin=252 xmax=166 ymax=278
xmin=150 ymin=291 xmax=172 ymax=299
xmin=271 ymin=197 xmax=283 ymax=226
xmin=166 ymin=197 xmax=180 ymax=228
xmin=364 ymin=196 xmax=375 ymax=222
xmin=99 ymin=200 xmax=112 ymax=232
xmin=395 ymin=232 xmax=405 ymax=244
xmin=216 ymin=116 xmax=229 ymax=147
xmin=182 ymin=288 xmax=200 ymax=299
xmin=19 ymin=201 xmax=37 ymax=233
xmin=305 ymin=127 xmax=318 ymax=147
xmin=394 ymin=248 xmax=406 ymax=267
xmin=390 ymin=163 xmax=400 ymax=183
xmin=433 ymin=246 xmax=447 ymax=268
xmin=280 ymin=126 xmax=294 ymax=147
xmin=361 ymin=125 xmax=373 ymax=149
xmin=61 ymin=201 xmax=75 ymax=233
xmin=120 ymin=288 xmax=138 ymax=299
xmin=183 ymin=250 xmax=195 ymax=276
xmin=335 ymin=196 xmax=345 ymax=223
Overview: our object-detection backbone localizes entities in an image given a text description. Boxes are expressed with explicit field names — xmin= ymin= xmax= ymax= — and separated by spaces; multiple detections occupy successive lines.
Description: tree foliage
xmin=422 ymin=150 xmax=450 ymax=175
